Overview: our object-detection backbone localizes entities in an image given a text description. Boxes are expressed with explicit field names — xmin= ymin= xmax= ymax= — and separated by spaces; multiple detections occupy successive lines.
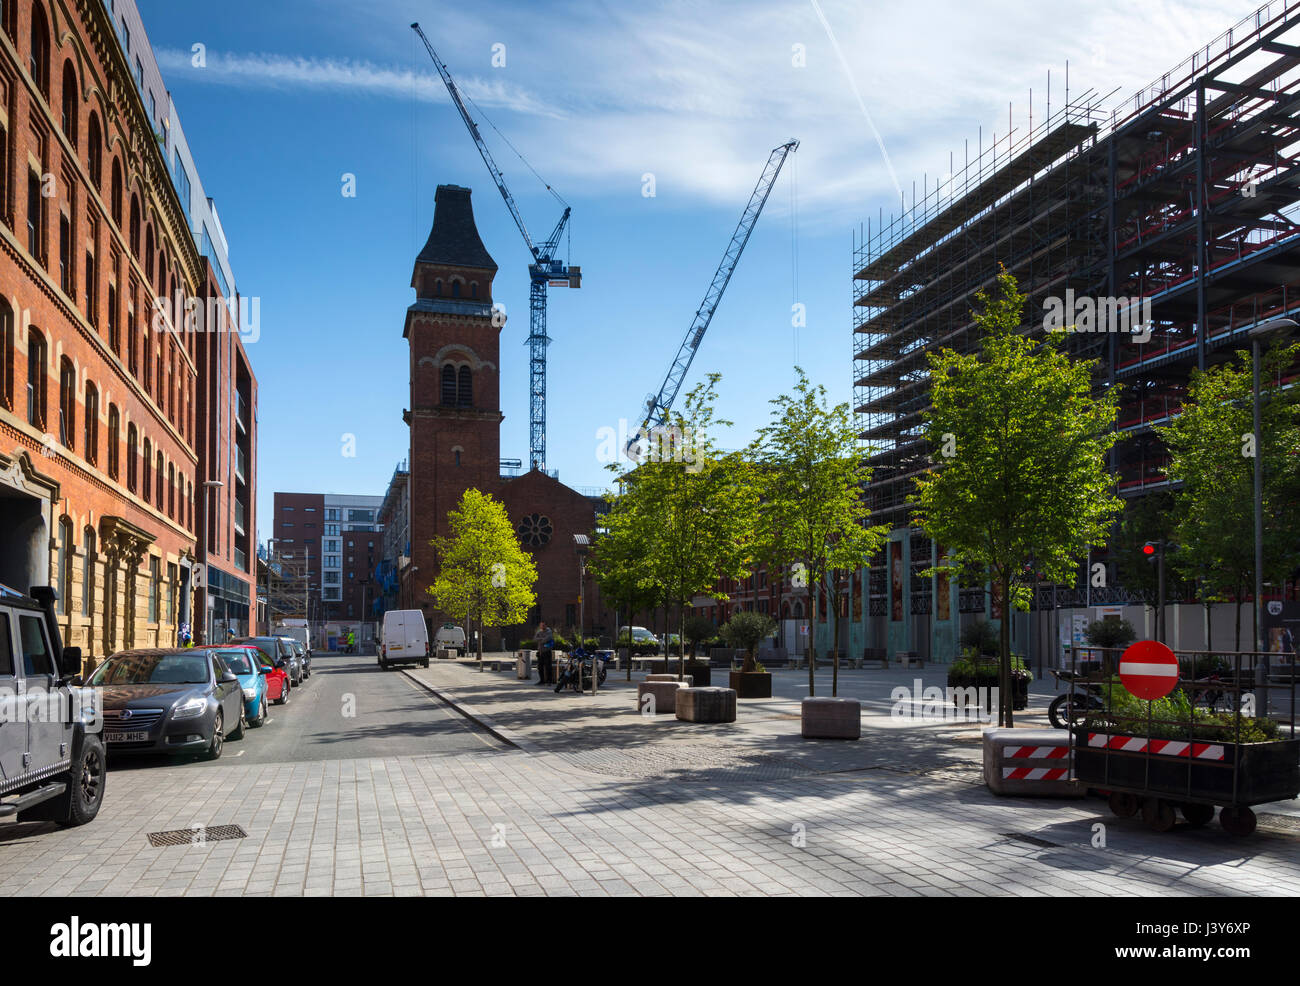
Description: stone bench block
xmin=982 ymin=727 xmax=1085 ymax=798
xmin=675 ymin=687 xmax=737 ymax=723
xmin=646 ymin=673 xmax=692 ymax=686
xmin=637 ymin=680 xmax=683 ymax=714
xmin=800 ymin=697 xmax=862 ymax=739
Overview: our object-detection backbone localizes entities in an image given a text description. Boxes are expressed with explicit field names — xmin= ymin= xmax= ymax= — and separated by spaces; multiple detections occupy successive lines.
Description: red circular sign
xmin=1118 ymin=640 xmax=1179 ymax=701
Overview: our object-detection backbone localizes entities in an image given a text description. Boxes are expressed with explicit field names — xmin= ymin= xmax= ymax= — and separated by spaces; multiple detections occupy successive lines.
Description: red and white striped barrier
xmin=1005 ymin=744 xmax=1069 ymax=760
xmin=1087 ymin=733 xmax=1225 ymax=761
xmin=1002 ymin=765 xmax=1070 ymax=780
xmin=1000 ymin=743 xmax=1070 ymax=781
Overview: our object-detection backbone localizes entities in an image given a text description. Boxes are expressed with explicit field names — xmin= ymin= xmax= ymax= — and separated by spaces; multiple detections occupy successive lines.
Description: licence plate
xmin=105 ymin=731 xmax=149 ymax=743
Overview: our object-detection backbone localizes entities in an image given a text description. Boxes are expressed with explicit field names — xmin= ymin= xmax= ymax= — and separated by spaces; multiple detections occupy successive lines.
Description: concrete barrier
xmin=800 ymin=697 xmax=861 ymax=739
xmin=983 ymin=728 xmax=1085 ymax=797
xmin=637 ymin=680 xmax=683 ymax=714
xmin=676 ymin=687 xmax=737 ymax=723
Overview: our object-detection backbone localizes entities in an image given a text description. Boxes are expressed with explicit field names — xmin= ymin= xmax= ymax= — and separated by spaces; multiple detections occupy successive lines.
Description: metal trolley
xmin=1063 ymin=648 xmax=1300 ymax=836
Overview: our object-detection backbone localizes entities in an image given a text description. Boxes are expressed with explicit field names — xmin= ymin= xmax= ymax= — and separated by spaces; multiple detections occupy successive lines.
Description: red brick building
xmin=0 ymin=0 xmax=252 ymax=660
xmin=400 ymin=184 xmax=610 ymax=647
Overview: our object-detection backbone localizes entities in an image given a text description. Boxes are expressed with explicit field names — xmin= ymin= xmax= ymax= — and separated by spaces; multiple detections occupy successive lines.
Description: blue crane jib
xmin=625 ymin=138 xmax=799 ymax=462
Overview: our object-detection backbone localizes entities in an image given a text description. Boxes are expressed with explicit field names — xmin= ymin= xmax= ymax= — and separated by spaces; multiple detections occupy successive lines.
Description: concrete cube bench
xmin=637 ymin=680 xmax=683 ymax=714
xmin=646 ymin=673 xmax=692 ymax=686
xmin=800 ymin=697 xmax=861 ymax=739
xmin=675 ymin=687 xmax=737 ymax=723
xmin=982 ymin=728 xmax=1084 ymax=798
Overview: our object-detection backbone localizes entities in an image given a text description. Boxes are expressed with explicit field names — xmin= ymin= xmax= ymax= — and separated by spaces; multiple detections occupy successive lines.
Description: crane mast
xmin=626 ymin=139 xmax=798 ymax=460
xmin=412 ymin=23 xmax=579 ymax=472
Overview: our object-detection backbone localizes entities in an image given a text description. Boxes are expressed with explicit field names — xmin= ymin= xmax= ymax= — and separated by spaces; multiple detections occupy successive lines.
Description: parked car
xmin=0 ymin=583 xmax=105 ymax=827
xmin=211 ymin=645 xmax=270 ymax=727
xmin=272 ymin=624 xmax=311 ymax=658
xmin=618 ymin=626 xmax=661 ymax=650
xmin=282 ymin=638 xmax=310 ymax=679
xmin=234 ymin=636 xmax=300 ymax=685
xmin=380 ymin=610 xmax=430 ymax=669
xmin=87 ymin=648 xmax=246 ymax=760
xmin=433 ymin=622 xmax=465 ymax=657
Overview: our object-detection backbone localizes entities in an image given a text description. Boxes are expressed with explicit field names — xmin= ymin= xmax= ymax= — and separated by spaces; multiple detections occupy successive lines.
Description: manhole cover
xmin=147 ymin=824 xmax=248 ymax=848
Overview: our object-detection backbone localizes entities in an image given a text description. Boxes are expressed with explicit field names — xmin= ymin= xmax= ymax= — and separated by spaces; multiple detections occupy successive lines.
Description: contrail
xmin=809 ymin=0 xmax=903 ymax=202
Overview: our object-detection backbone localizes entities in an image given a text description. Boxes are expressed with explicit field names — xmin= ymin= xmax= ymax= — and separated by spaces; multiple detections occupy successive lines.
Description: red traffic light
xmin=1143 ymin=542 xmax=1158 ymax=557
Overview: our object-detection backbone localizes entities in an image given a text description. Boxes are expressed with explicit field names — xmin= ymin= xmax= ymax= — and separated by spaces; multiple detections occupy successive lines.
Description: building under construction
xmin=848 ymin=0 xmax=1300 ymax=665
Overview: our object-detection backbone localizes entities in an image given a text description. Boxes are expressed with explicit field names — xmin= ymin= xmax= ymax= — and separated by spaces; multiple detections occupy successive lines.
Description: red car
xmin=213 ymin=644 xmax=290 ymax=706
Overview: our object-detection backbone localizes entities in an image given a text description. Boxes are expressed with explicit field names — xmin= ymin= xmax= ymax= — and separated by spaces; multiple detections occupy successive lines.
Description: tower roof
xmin=416 ymin=185 xmax=497 ymax=271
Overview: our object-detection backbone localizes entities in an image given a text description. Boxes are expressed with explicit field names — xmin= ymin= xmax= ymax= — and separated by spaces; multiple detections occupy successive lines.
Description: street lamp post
xmin=1249 ymin=317 xmax=1296 ymax=684
xmin=200 ymin=479 xmax=223 ymax=644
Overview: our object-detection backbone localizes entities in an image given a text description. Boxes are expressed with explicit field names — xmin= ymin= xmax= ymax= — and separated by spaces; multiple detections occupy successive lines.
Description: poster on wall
xmin=890 ymin=541 xmax=904 ymax=621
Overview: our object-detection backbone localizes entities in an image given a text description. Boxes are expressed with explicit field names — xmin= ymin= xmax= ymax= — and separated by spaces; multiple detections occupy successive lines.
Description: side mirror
xmin=259 ymin=666 xmax=272 ymax=675
xmin=221 ymin=671 xmax=239 ymax=684
xmin=60 ymin=645 xmax=82 ymax=677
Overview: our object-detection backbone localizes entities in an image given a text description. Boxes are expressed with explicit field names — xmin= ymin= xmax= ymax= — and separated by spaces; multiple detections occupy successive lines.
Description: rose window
xmin=518 ymin=513 xmax=553 ymax=547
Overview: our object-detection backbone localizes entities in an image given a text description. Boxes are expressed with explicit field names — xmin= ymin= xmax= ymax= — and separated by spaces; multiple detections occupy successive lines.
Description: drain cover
xmin=147 ymin=824 xmax=248 ymax=848
xmin=1002 ymin=832 xmax=1061 ymax=849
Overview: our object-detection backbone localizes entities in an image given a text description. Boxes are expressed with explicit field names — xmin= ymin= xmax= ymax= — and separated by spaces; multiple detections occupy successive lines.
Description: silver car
xmin=87 ymin=649 xmax=246 ymax=760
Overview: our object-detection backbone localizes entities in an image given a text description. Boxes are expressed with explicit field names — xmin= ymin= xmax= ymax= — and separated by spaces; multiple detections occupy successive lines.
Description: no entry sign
xmin=1119 ymin=640 xmax=1180 ymax=701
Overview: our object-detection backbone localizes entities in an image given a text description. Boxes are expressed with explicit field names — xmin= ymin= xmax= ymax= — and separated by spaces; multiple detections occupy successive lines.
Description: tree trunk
xmin=1000 ymin=572 xmax=1013 ymax=728
xmin=678 ymin=606 xmax=686 ymax=682
xmin=807 ymin=574 xmax=817 ymax=697
xmin=832 ymin=573 xmax=841 ymax=698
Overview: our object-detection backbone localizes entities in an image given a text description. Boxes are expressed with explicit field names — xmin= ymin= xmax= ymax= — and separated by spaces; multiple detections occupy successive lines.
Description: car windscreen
xmin=89 ymin=653 xmax=209 ymax=685
xmin=217 ymin=651 xmax=254 ymax=675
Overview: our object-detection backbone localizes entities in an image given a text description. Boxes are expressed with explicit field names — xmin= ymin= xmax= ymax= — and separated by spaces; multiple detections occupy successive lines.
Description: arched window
xmin=471 ymin=282 xmax=479 ymax=299
xmin=26 ymin=327 xmax=47 ymax=429
xmin=107 ymin=404 xmax=120 ymax=479
xmin=435 ymin=278 xmax=442 ymax=297
xmin=457 ymin=366 xmax=472 ymax=406
xmin=0 ymin=297 xmax=12 ymax=411
xmin=29 ymin=4 xmax=50 ymax=99
xmin=167 ymin=462 xmax=175 ymax=518
xmin=129 ymin=195 xmax=140 ymax=253
xmin=142 ymin=437 xmax=152 ymax=503
xmin=58 ymin=357 xmax=74 ymax=448
xmin=142 ymin=324 xmax=151 ymax=391
xmin=440 ymin=364 xmax=456 ymax=405
xmin=110 ymin=159 xmax=123 ymax=225
xmin=144 ymin=227 xmax=153 ymax=281
xmin=155 ymin=451 xmax=163 ymax=507
xmin=451 ymin=280 xmax=461 ymax=298
xmin=126 ymin=422 xmax=137 ymax=491
xmin=87 ymin=113 xmax=102 ymax=189
xmin=81 ymin=527 xmax=96 ymax=617
xmin=60 ymin=61 xmax=78 ymax=147
xmin=83 ymin=380 xmax=98 ymax=465
xmin=57 ymin=517 xmax=72 ymax=614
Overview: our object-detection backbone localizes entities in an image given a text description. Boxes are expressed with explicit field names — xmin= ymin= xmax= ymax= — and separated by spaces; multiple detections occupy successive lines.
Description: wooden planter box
xmin=728 ymin=671 xmax=772 ymax=699
xmin=1072 ymin=731 xmax=1300 ymax=806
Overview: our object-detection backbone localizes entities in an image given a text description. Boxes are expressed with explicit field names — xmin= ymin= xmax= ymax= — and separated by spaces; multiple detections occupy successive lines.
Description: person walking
xmin=536 ymin=621 xmax=555 ymax=685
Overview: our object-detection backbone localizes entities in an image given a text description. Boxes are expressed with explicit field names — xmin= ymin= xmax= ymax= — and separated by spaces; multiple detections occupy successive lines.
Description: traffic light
xmin=1143 ymin=541 xmax=1159 ymax=562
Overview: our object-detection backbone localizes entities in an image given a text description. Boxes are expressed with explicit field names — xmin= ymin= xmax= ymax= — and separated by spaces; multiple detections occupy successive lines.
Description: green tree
xmin=752 ymin=367 xmax=886 ymax=695
xmin=1158 ymin=344 xmax=1300 ymax=650
xmin=912 ymin=271 xmax=1122 ymax=726
xmin=721 ymin=610 xmax=777 ymax=668
xmin=628 ymin=373 xmax=759 ymax=679
xmin=589 ymin=478 xmax=663 ymax=680
xmin=682 ymin=613 xmax=717 ymax=658
xmin=429 ymin=488 xmax=538 ymax=664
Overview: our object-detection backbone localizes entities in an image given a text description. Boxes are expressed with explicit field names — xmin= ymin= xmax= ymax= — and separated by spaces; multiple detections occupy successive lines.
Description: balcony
xmin=234 ymin=499 xmax=246 ymax=535
xmin=235 ymin=444 xmax=246 ymax=483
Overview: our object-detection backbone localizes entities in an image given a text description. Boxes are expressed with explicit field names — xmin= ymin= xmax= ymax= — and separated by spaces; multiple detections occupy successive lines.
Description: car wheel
xmin=254 ymin=696 xmax=267 ymax=726
xmin=230 ymin=706 xmax=247 ymax=741
xmin=278 ymin=681 xmax=289 ymax=705
xmin=55 ymin=734 xmax=106 ymax=827
xmin=206 ymin=710 xmax=225 ymax=760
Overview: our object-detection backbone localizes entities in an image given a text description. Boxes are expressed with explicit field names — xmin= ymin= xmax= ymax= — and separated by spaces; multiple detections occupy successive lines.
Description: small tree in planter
xmin=722 ymin=611 xmax=777 ymax=696
xmin=959 ymin=619 xmax=999 ymax=658
xmin=1084 ymin=616 xmax=1136 ymax=674
xmin=683 ymin=614 xmax=717 ymax=660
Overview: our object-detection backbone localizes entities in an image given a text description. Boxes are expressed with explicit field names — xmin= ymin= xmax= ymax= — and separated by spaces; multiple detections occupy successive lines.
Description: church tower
xmin=403 ymin=185 xmax=502 ymax=613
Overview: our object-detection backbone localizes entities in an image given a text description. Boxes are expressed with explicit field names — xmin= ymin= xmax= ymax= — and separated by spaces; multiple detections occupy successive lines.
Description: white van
xmin=434 ymin=623 xmax=467 ymax=656
xmin=379 ymin=610 xmax=430 ymax=670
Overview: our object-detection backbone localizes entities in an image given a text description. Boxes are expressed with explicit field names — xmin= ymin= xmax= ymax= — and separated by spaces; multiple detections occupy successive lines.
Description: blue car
xmin=212 ymin=645 xmax=269 ymax=728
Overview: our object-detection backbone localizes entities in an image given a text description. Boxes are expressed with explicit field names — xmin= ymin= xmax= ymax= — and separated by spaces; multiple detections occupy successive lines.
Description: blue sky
xmin=134 ymin=0 xmax=1243 ymax=544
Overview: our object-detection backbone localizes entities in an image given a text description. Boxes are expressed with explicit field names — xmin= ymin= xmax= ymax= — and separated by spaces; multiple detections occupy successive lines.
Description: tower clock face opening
xmin=518 ymin=513 xmax=554 ymax=547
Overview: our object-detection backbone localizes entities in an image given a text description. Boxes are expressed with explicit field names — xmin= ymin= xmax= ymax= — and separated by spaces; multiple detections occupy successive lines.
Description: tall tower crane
xmin=412 ymin=23 xmax=580 ymax=473
xmin=626 ymin=139 xmax=798 ymax=460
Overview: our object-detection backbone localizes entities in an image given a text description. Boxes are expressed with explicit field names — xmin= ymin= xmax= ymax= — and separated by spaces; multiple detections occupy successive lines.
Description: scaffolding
xmin=853 ymin=0 xmax=1300 ymax=603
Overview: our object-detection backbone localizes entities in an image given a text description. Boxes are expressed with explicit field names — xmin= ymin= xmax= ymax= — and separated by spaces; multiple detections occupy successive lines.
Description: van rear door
xmin=387 ymin=614 xmax=407 ymax=656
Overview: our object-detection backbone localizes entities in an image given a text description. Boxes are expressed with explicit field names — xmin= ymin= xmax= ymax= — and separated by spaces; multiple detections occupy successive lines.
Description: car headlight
xmin=172 ymin=697 xmax=208 ymax=720
xmin=242 ymin=688 xmax=256 ymax=700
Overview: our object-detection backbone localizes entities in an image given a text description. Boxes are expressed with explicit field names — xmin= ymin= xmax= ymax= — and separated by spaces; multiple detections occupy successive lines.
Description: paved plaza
xmin=2 ymin=655 xmax=1299 ymax=896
